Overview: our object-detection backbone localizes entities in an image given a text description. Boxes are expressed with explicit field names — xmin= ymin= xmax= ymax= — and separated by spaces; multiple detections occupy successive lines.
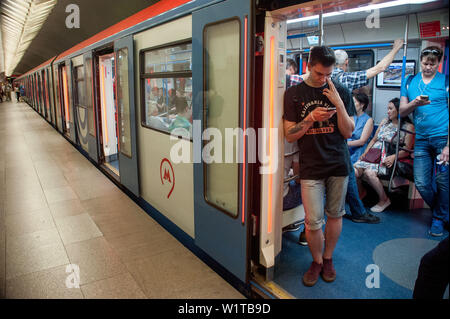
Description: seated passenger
xmin=156 ymin=87 xmax=166 ymax=113
xmin=168 ymin=96 xmax=192 ymax=138
xmin=343 ymin=93 xmax=379 ymax=224
xmin=354 ymin=98 xmax=414 ymax=212
xmin=348 ymin=93 xmax=374 ymax=165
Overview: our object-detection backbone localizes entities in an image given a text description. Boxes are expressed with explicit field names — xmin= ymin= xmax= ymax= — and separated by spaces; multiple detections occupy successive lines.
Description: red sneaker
xmin=321 ymin=258 xmax=336 ymax=282
xmin=302 ymin=261 xmax=323 ymax=287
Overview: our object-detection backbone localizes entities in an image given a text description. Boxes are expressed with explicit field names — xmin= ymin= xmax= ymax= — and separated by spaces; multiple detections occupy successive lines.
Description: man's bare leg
xmin=306 ymin=228 xmax=325 ymax=264
xmin=323 ymin=216 xmax=342 ymax=259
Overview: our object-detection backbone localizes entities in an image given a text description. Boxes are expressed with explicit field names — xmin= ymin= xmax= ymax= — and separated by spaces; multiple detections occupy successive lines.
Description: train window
xmin=47 ymin=68 xmax=55 ymax=119
xmin=84 ymin=57 xmax=95 ymax=136
xmin=140 ymin=41 xmax=192 ymax=139
xmin=74 ymin=66 xmax=85 ymax=107
xmin=143 ymin=43 xmax=192 ymax=73
xmin=117 ymin=48 xmax=132 ymax=157
xmin=53 ymin=67 xmax=61 ymax=131
xmin=347 ymin=50 xmax=374 ymax=114
xmin=203 ymin=19 xmax=240 ymax=218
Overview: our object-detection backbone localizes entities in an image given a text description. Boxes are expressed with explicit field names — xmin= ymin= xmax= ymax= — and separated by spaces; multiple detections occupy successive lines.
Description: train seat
xmin=379 ymin=178 xmax=429 ymax=210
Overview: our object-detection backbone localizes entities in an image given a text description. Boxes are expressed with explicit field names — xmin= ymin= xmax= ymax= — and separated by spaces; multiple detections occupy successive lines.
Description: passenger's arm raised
xmin=366 ymin=39 xmax=404 ymax=79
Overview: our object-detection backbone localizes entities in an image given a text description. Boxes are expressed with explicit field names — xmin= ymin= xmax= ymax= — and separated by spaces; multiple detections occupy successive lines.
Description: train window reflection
xmin=84 ymin=57 xmax=95 ymax=136
xmin=203 ymin=18 xmax=240 ymax=218
xmin=74 ymin=66 xmax=85 ymax=108
xmin=117 ymin=48 xmax=132 ymax=157
xmin=144 ymin=43 xmax=192 ymax=73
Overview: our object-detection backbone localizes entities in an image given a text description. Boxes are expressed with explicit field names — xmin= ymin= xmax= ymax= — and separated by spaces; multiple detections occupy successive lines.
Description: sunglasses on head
xmin=422 ymin=49 xmax=442 ymax=56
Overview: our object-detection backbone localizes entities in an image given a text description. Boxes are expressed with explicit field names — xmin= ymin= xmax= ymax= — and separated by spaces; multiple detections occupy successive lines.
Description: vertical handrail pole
xmin=318 ymin=12 xmax=324 ymax=46
xmin=389 ymin=15 xmax=409 ymax=192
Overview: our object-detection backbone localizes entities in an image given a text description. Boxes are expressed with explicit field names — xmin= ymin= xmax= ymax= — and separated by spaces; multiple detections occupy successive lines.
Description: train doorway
xmin=252 ymin=0 xmax=448 ymax=299
xmin=97 ymin=53 xmax=120 ymax=177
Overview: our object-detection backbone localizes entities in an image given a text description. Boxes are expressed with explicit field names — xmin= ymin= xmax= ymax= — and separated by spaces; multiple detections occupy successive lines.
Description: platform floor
xmin=0 ymin=101 xmax=244 ymax=299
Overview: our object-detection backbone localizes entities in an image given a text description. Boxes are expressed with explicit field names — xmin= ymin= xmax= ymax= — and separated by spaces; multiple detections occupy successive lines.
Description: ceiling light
xmin=342 ymin=0 xmax=437 ymax=14
xmin=287 ymin=12 xmax=344 ymax=24
xmin=0 ymin=0 xmax=57 ymax=76
xmin=287 ymin=0 xmax=438 ymax=24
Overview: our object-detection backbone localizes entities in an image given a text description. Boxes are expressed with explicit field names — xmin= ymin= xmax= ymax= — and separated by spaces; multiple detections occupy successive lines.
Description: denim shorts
xmin=301 ymin=176 xmax=349 ymax=231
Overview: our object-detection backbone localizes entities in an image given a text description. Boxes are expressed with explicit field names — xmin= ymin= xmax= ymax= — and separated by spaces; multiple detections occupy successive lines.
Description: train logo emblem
xmin=160 ymin=158 xmax=175 ymax=199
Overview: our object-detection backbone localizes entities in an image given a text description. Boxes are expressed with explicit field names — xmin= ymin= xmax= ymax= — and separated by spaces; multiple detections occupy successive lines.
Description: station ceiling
xmin=0 ymin=0 xmax=160 ymax=77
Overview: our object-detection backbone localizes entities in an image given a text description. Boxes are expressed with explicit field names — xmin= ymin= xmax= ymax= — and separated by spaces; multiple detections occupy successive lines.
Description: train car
xmin=15 ymin=0 xmax=449 ymax=299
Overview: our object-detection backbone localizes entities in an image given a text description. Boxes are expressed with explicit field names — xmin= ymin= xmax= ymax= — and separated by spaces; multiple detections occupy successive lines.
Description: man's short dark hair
xmin=420 ymin=46 xmax=443 ymax=63
xmin=309 ymin=46 xmax=336 ymax=67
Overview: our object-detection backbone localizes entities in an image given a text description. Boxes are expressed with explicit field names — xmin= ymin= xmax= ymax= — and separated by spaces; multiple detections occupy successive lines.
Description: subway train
xmin=14 ymin=0 xmax=449 ymax=299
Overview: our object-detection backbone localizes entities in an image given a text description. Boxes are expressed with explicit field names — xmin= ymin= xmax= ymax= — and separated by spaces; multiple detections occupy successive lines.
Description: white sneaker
xmin=370 ymin=199 xmax=391 ymax=213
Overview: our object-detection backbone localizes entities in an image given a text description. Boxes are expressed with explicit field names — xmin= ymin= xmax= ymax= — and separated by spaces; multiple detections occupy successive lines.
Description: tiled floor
xmin=0 ymin=101 xmax=244 ymax=299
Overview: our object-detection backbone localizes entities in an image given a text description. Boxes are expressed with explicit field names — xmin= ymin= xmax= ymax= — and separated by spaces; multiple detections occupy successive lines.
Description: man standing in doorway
xmin=284 ymin=46 xmax=355 ymax=286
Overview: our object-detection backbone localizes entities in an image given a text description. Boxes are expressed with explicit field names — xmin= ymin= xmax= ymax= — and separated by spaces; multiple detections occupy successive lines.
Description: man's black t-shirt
xmin=283 ymin=80 xmax=356 ymax=180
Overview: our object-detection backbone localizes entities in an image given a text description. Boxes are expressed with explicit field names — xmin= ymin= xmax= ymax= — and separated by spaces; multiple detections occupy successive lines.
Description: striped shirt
xmin=331 ymin=68 xmax=368 ymax=92
xmin=289 ymin=68 xmax=369 ymax=92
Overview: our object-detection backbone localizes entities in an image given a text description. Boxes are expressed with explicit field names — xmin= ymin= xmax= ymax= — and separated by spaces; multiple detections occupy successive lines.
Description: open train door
xmin=114 ymin=36 xmax=140 ymax=197
xmin=72 ymin=55 xmax=89 ymax=153
xmin=192 ymin=0 xmax=252 ymax=283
